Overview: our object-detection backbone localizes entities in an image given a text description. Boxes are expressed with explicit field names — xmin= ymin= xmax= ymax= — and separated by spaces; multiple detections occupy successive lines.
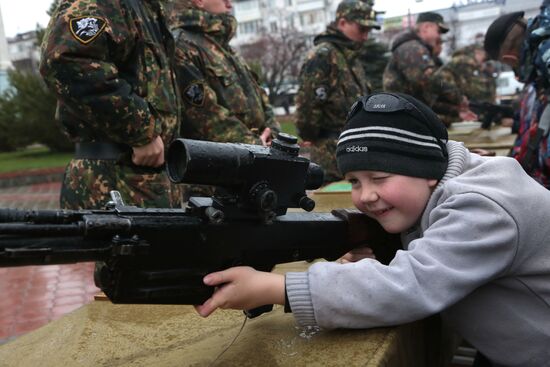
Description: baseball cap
xmin=336 ymin=0 xmax=381 ymax=30
xmin=417 ymin=12 xmax=449 ymax=34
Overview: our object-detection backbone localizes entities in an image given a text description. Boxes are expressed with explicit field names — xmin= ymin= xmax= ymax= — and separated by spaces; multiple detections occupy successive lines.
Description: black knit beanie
xmin=336 ymin=92 xmax=448 ymax=179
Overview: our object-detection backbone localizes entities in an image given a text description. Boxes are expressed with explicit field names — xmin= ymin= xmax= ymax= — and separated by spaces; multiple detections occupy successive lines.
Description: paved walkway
xmin=0 ymin=182 xmax=99 ymax=345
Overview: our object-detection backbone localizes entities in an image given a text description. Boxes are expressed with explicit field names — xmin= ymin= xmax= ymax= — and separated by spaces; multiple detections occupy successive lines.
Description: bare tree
xmin=239 ymin=28 xmax=309 ymax=105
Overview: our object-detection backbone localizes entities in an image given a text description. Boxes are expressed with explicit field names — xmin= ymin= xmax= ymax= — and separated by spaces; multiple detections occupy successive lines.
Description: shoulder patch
xmin=69 ymin=16 xmax=107 ymax=44
xmin=184 ymin=82 xmax=205 ymax=107
xmin=314 ymin=85 xmax=328 ymax=101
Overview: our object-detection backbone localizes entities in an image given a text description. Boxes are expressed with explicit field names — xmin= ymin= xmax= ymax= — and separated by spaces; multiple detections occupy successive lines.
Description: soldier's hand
xmin=500 ymin=117 xmax=514 ymax=127
xmin=459 ymin=109 xmax=478 ymax=122
xmin=260 ymin=127 xmax=272 ymax=146
xmin=132 ymin=136 xmax=165 ymax=167
xmin=460 ymin=96 xmax=470 ymax=109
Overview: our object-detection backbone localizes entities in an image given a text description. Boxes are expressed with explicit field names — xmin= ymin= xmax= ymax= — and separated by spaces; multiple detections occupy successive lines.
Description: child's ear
xmin=428 ymin=179 xmax=438 ymax=188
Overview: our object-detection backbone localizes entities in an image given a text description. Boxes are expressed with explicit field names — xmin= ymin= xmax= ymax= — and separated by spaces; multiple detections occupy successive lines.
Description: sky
xmin=0 ymin=0 xmax=459 ymax=38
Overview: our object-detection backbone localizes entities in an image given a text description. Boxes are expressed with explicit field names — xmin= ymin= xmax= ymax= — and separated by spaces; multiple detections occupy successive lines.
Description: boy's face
xmin=346 ymin=170 xmax=438 ymax=233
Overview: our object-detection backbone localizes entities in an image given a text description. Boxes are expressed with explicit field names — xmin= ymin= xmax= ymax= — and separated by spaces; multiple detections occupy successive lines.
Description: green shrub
xmin=0 ymin=70 xmax=72 ymax=152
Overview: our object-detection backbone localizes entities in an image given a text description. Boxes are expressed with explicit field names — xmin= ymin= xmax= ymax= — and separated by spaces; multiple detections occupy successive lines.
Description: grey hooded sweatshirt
xmin=286 ymin=141 xmax=550 ymax=367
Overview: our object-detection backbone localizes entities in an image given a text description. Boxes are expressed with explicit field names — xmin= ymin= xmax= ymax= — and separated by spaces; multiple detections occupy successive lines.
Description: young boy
xmin=195 ymin=92 xmax=550 ymax=367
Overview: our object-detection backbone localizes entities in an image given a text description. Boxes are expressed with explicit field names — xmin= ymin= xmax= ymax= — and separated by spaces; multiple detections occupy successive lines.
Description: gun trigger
xmin=244 ymin=304 xmax=274 ymax=319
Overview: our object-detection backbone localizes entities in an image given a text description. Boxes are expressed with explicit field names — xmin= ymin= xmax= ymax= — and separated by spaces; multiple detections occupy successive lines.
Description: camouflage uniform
xmin=171 ymin=9 xmax=278 ymax=144
xmin=296 ymin=26 xmax=372 ymax=183
xmin=383 ymin=31 xmax=438 ymax=105
xmin=40 ymin=0 xmax=181 ymax=210
xmin=357 ymin=39 xmax=389 ymax=92
xmin=432 ymin=45 xmax=495 ymax=126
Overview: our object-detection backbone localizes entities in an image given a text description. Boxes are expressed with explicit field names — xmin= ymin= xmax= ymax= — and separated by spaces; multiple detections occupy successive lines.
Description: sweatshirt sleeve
xmin=287 ymin=192 xmax=519 ymax=328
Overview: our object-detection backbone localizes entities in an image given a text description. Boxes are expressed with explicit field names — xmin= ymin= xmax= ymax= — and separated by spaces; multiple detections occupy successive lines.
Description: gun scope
xmin=166 ymin=135 xmax=324 ymax=214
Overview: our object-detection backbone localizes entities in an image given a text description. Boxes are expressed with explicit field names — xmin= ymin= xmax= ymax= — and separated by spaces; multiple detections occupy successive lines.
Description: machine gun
xmin=468 ymin=101 xmax=515 ymax=129
xmin=0 ymin=134 xmax=397 ymax=317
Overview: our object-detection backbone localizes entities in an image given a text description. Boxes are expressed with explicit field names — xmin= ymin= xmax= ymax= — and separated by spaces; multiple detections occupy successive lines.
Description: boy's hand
xmin=195 ymin=266 xmax=285 ymax=317
xmin=339 ymin=247 xmax=376 ymax=263
xmin=332 ymin=209 xmax=402 ymax=265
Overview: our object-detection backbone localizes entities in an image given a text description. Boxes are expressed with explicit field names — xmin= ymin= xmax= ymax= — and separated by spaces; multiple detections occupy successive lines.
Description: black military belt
xmin=74 ymin=142 xmax=130 ymax=160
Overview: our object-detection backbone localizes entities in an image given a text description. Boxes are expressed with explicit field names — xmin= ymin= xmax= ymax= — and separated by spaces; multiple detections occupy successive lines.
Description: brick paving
xmin=0 ymin=181 xmax=99 ymax=345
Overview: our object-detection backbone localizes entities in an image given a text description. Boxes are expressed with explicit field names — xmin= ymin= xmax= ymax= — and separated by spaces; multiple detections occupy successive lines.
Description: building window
xmin=298 ymin=10 xmax=321 ymax=26
xmin=234 ymin=0 xmax=260 ymax=12
xmin=238 ymin=20 xmax=263 ymax=35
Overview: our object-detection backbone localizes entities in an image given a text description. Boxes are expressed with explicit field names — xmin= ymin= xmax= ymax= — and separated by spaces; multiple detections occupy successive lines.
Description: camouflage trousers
xmin=308 ymin=139 xmax=342 ymax=184
xmin=60 ymin=159 xmax=183 ymax=210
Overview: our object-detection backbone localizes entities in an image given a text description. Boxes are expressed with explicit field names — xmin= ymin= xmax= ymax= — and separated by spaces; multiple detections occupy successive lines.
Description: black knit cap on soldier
xmin=336 ymin=93 xmax=448 ymax=180
xmin=417 ymin=12 xmax=449 ymax=34
xmin=484 ymin=11 xmax=525 ymax=60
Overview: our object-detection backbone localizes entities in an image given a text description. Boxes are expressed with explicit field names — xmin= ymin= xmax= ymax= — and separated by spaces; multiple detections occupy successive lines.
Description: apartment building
xmin=232 ymin=0 xmax=542 ymax=53
xmin=233 ymin=0 xmax=339 ymax=45
xmin=0 ymin=5 xmax=12 ymax=94
xmin=7 ymin=31 xmax=40 ymax=74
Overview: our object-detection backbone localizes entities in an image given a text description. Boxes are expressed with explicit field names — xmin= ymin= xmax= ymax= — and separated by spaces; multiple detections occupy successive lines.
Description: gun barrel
xmin=0 ymin=208 xmax=85 ymax=224
xmin=0 ymin=223 xmax=83 ymax=236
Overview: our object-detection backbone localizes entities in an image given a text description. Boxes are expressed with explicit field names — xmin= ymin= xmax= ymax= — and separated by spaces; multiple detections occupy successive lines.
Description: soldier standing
xmin=383 ymin=12 xmax=477 ymax=125
xmin=383 ymin=12 xmax=447 ymax=104
xmin=40 ymin=0 xmax=181 ymax=210
xmin=295 ymin=0 xmax=378 ymax=183
xmin=170 ymin=0 xmax=278 ymax=145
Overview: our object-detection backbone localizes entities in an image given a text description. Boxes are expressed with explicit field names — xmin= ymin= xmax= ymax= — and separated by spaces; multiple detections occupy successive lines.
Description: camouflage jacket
xmin=172 ymin=10 xmax=276 ymax=144
xmin=40 ymin=0 xmax=179 ymax=147
xmin=433 ymin=46 xmax=495 ymax=105
xmin=383 ymin=31 xmax=438 ymax=105
xmin=295 ymin=25 xmax=370 ymax=141
xmin=431 ymin=46 xmax=500 ymax=125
